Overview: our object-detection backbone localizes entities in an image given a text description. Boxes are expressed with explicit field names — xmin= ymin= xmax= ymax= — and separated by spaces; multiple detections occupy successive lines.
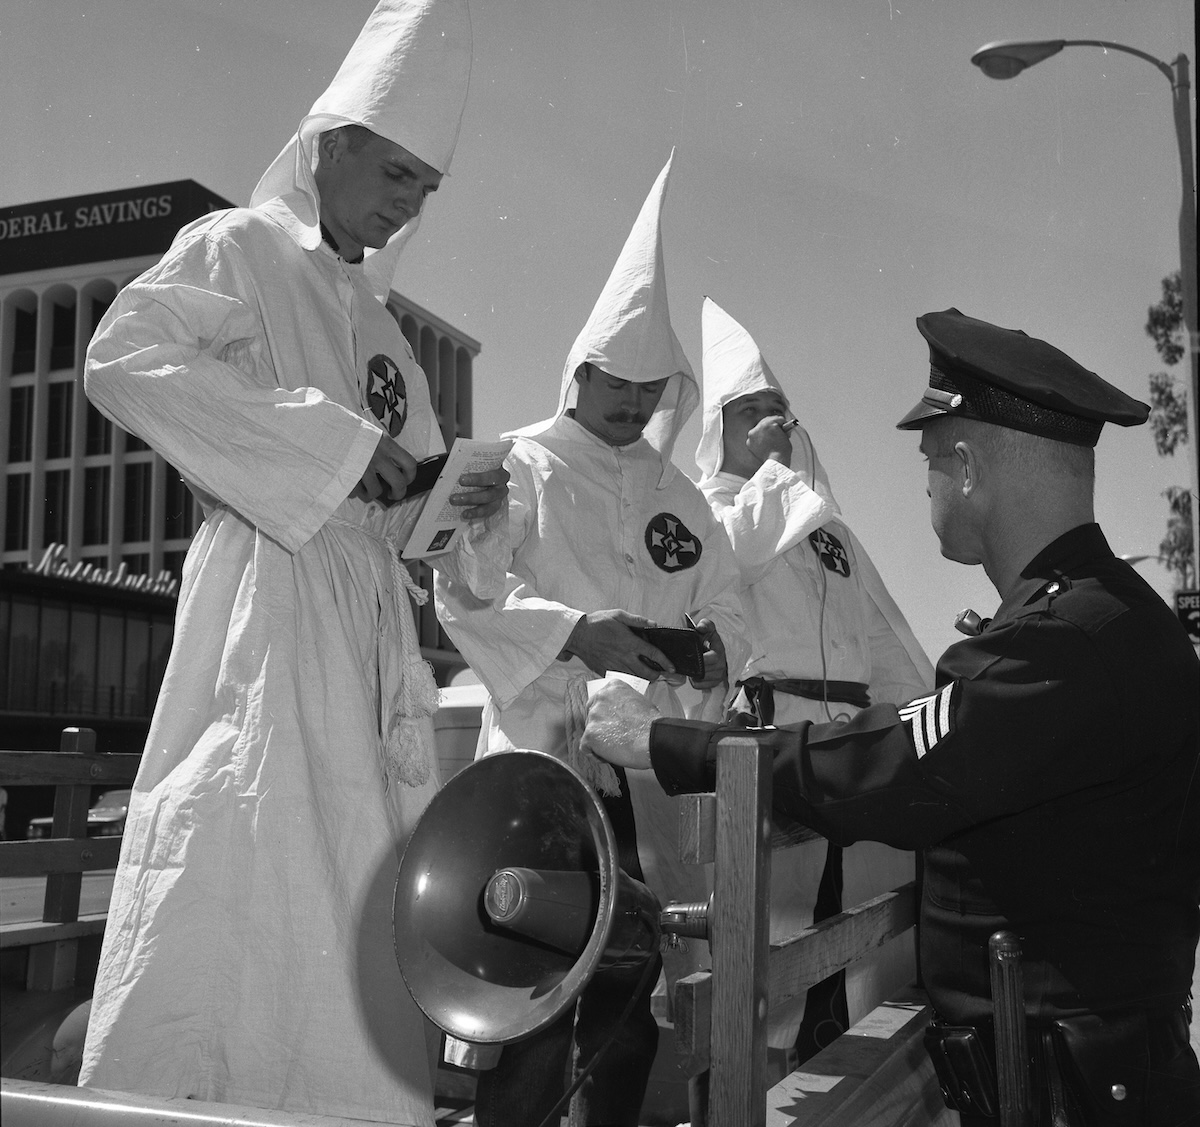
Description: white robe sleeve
xmin=711 ymin=459 xmax=838 ymax=584
xmin=434 ymin=455 xmax=583 ymax=706
xmin=85 ymin=229 xmax=380 ymax=554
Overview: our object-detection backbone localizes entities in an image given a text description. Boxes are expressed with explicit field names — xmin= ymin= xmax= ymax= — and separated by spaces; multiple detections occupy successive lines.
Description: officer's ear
xmin=955 ymin=439 xmax=980 ymax=498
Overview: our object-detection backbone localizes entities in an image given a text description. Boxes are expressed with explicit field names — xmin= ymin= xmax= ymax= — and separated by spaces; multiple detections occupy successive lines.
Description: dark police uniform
xmin=644 ymin=310 xmax=1200 ymax=1125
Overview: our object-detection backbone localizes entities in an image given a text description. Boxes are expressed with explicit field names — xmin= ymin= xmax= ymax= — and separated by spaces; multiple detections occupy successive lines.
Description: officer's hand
xmin=559 ymin=609 xmax=674 ymax=680
xmin=448 ymin=466 xmax=510 ymax=522
xmin=580 ymin=681 xmax=658 ymax=770
xmin=689 ymin=617 xmax=728 ymax=690
xmin=353 ymin=432 xmax=418 ymax=505
xmin=746 ymin=415 xmax=792 ymax=468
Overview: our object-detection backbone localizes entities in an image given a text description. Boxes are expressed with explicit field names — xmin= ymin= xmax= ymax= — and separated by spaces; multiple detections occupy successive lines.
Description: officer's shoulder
xmin=1020 ymin=567 xmax=1165 ymax=639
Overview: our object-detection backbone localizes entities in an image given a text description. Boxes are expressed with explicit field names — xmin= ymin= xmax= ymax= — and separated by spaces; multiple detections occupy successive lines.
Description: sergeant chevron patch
xmin=898 ymin=683 xmax=956 ymax=759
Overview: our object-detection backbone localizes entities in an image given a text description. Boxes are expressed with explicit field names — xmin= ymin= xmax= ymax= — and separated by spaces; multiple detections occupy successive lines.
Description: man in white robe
xmin=696 ymin=297 xmax=934 ymax=1063
xmin=435 ymin=155 xmax=746 ymax=1127
xmin=78 ymin=4 xmax=506 ymax=1124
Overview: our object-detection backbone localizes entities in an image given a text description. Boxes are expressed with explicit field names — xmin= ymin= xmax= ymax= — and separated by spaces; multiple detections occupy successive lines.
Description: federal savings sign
xmin=0 ymin=180 xmax=234 ymax=274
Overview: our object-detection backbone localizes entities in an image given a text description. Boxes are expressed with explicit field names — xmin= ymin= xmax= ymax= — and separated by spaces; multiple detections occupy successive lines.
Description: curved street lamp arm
xmin=1058 ymin=40 xmax=1179 ymax=86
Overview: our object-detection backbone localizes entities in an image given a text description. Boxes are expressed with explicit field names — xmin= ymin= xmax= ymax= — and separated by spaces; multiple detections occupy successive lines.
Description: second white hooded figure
xmin=696 ymin=295 xmax=934 ymax=1058
xmin=436 ymin=155 xmax=747 ymax=1127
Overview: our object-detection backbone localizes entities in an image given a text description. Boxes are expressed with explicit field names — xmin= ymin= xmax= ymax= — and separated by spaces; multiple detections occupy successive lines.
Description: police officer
xmin=582 ymin=308 xmax=1200 ymax=1125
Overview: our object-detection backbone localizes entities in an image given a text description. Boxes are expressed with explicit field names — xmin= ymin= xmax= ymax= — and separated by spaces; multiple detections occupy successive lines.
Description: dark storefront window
xmin=124 ymin=430 xmax=150 ymax=453
xmin=36 ymin=602 xmax=69 ymax=712
xmin=43 ymin=469 xmax=71 ymax=546
xmin=4 ymin=598 xmax=38 ymax=710
xmin=46 ymin=382 xmax=73 ymax=459
xmin=83 ymin=465 xmax=111 ymax=545
xmin=8 ymin=386 xmax=34 ymax=462
xmin=68 ymin=605 xmax=98 ymax=712
xmin=123 ymin=616 xmax=150 ymax=715
xmin=149 ymin=617 xmax=172 ymax=691
xmin=96 ymin=612 xmax=124 ymax=717
xmin=1 ymin=579 xmax=175 ymax=725
xmin=0 ymin=597 xmax=7 ymax=710
xmin=5 ymin=475 xmax=30 ymax=551
xmin=123 ymin=462 xmax=151 ymax=541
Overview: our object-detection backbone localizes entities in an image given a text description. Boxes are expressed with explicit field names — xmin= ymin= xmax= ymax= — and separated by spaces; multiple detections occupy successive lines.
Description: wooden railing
xmin=0 ymin=729 xmax=139 ymax=992
xmin=0 ymin=730 xmax=951 ymax=1126
xmin=673 ymin=734 xmax=953 ymax=1127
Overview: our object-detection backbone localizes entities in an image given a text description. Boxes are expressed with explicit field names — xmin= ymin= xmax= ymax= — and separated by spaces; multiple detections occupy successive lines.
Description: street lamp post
xmin=972 ymin=39 xmax=1199 ymax=591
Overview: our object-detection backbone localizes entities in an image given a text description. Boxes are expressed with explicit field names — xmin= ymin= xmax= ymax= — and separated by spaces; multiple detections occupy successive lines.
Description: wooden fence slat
xmin=0 ymin=915 xmax=109 ymax=949
xmin=673 ymin=885 xmax=918 ymax=1080
xmin=767 ymin=884 xmax=918 ymax=1006
xmin=0 ymin=751 xmax=141 ymax=787
xmin=673 ymin=970 xmax=713 ymax=1075
xmin=0 ymin=837 xmax=124 ymax=879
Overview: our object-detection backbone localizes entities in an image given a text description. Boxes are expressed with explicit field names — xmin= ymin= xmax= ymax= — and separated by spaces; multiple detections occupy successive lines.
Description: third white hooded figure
xmin=436 ymin=155 xmax=747 ymax=1127
xmin=79 ymin=3 xmax=506 ymax=1124
xmin=697 ymin=295 xmax=934 ymax=1058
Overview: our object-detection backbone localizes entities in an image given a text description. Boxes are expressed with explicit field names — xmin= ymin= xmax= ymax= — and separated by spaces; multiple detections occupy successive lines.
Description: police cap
xmin=896 ymin=308 xmax=1149 ymax=447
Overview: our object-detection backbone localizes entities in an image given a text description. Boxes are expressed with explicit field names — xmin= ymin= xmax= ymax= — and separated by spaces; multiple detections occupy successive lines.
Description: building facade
xmin=1 ymin=181 xmax=480 ymax=791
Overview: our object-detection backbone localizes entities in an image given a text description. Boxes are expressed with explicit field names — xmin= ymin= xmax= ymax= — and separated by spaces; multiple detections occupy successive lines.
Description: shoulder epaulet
xmin=1038 ymin=574 xmax=1073 ymax=608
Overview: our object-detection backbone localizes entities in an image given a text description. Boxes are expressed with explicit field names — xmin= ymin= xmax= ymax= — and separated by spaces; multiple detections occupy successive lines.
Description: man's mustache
xmin=604 ymin=411 xmax=650 ymax=426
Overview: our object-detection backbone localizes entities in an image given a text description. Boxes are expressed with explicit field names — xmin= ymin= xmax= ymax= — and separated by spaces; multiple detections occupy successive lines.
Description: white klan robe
xmin=436 ymin=157 xmax=748 ymax=990
xmin=78 ymin=3 xmax=495 ymax=1123
xmin=697 ymin=297 xmax=934 ymax=1047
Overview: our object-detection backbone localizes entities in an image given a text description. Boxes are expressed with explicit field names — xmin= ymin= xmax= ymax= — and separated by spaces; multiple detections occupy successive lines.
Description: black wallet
xmin=407 ymin=453 xmax=449 ymax=497
xmin=631 ymin=626 xmax=707 ymax=679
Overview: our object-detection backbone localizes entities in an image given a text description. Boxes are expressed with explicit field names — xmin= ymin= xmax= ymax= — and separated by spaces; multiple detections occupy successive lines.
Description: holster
xmin=923 ymin=1022 xmax=999 ymax=1119
xmin=1049 ymin=1011 xmax=1148 ymax=1126
xmin=925 ymin=1011 xmax=1153 ymax=1126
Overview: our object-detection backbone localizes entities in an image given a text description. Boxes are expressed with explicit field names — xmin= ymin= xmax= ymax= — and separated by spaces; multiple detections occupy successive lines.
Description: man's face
xmin=721 ymin=389 xmax=789 ymax=476
xmin=316 ymin=129 xmax=442 ymax=258
xmin=919 ymin=420 xmax=976 ymax=564
xmin=572 ymin=365 xmax=669 ymax=447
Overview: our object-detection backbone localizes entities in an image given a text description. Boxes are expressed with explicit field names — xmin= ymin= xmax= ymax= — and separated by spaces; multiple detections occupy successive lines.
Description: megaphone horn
xmin=393 ymin=750 xmax=709 ymax=1047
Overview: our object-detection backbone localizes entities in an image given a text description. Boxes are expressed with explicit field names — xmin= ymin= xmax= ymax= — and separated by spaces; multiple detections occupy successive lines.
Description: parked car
xmin=25 ymin=789 xmax=131 ymax=840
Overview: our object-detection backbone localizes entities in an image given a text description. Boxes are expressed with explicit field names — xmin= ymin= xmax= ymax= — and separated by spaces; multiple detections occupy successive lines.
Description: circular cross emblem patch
xmin=645 ymin=512 xmax=702 ymax=572
xmin=808 ymin=527 xmax=850 ymax=577
xmin=366 ymin=353 xmax=408 ymax=438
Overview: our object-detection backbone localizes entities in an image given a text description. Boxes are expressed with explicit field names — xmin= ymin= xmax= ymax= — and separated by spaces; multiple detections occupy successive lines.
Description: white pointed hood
xmin=510 ymin=152 xmax=698 ymax=471
xmin=250 ymin=0 xmax=472 ymax=301
xmin=696 ymin=297 xmax=837 ymax=509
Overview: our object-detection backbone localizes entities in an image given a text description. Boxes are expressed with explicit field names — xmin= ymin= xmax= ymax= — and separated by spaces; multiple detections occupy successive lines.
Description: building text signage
xmin=30 ymin=544 xmax=179 ymax=599
xmin=1 ymin=181 xmax=234 ymax=275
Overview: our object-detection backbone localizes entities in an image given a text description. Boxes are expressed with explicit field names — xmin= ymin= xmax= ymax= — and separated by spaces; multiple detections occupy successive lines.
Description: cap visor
xmin=895 ymin=398 xmax=947 ymax=431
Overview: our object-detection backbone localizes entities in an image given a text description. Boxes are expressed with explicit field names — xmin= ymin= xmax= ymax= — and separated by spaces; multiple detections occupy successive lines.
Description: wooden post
xmin=707 ymin=735 xmax=772 ymax=1126
xmin=26 ymin=728 xmax=96 ymax=990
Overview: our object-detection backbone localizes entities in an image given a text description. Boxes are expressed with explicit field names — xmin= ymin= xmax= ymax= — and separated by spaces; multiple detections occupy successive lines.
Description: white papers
xmin=401 ymin=437 xmax=512 ymax=559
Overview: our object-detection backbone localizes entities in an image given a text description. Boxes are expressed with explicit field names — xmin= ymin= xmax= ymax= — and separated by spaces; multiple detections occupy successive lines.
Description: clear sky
xmin=3 ymin=0 xmax=1194 ymax=662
